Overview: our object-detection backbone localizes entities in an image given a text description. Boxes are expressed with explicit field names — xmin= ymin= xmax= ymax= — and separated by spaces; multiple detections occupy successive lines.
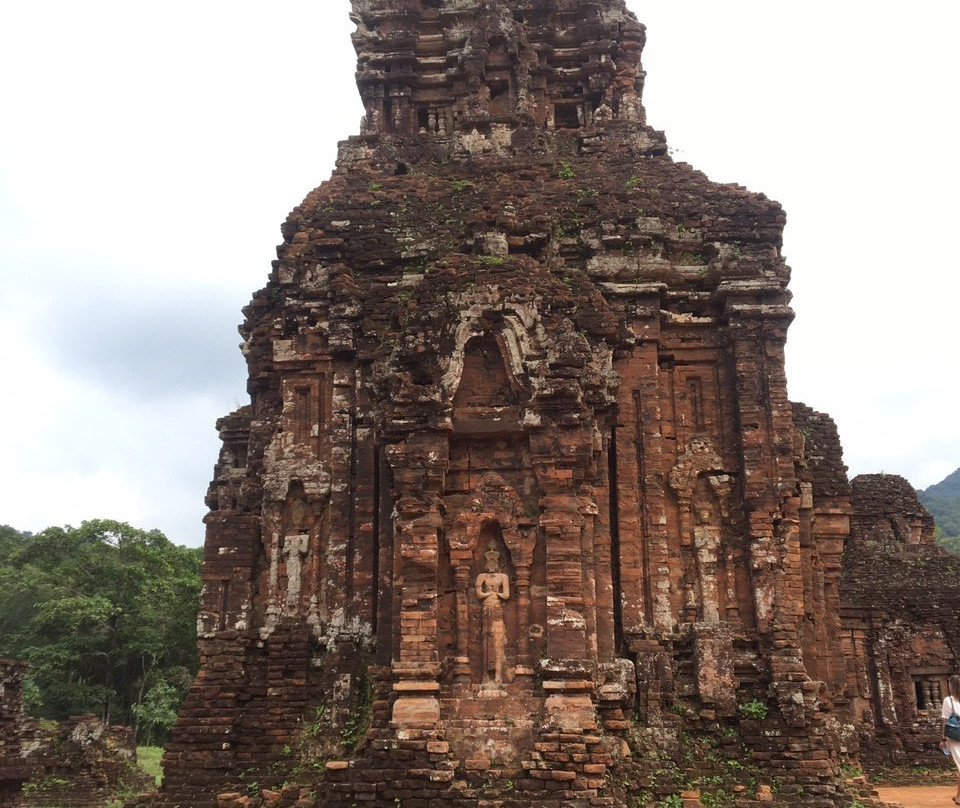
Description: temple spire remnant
xmin=150 ymin=3 xmax=959 ymax=806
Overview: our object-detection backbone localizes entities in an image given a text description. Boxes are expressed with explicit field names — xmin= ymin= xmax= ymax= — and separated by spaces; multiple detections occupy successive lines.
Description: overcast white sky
xmin=1 ymin=1 xmax=957 ymax=547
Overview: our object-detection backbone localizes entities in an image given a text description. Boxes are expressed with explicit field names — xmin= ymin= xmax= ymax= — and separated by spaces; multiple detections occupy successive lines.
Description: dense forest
xmin=919 ymin=468 xmax=960 ymax=554
xmin=0 ymin=520 xmax=201 ymax=744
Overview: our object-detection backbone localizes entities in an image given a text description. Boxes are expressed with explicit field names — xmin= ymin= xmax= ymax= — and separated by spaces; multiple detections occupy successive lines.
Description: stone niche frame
xmin=444 ymin=472 xmax=538 ymax=684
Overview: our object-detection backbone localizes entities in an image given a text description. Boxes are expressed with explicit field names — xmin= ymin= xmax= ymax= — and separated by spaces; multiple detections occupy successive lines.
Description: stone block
xmin=392 ymin=696 xmax=441 ymax=726
xmin=464 ymin=757 xmax=490 ymax=771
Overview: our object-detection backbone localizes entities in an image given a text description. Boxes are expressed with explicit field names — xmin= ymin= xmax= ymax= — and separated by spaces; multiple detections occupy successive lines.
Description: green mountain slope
xmin=919 ymin=468 xmax=960 ymax=550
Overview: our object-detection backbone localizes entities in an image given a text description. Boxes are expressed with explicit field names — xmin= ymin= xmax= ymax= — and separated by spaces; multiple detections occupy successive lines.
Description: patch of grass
xmin=868 ymin=764 xmax=954 ymax=785
xmin=137 ymin=746 xmax=164 ymax=786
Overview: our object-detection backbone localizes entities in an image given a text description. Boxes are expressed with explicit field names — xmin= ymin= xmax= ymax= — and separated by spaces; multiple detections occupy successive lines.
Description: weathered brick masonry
xmin=19 ymin=716 xmax=152 ymax=808
xmin=153 ymin=1 xmax=956 ymax=806
xmin=2 ymin=664 xmax=150 ymax=808
xmin=841 ymin=473 xmax=960 ymax=768
xmin=0 ymin=661 xmax=32 ymax=808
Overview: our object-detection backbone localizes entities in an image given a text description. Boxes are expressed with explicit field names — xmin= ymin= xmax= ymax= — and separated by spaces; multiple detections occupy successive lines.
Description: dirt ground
xmin=875 ymin=785 xmax=960 ymax=808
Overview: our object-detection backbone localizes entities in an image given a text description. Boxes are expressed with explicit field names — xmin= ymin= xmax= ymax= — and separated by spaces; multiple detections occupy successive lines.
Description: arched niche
xmin=484 ymin=36 xmax=516 ymax=117
xmin=451 ymin=334 xmax=522 ymax=430
xmin=441 ymin=473 xmax=539 ymax=685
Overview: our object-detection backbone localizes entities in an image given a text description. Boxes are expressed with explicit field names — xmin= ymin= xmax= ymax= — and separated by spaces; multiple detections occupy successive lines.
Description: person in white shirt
xmin=941 ymin=674 xmax=960 ymax=804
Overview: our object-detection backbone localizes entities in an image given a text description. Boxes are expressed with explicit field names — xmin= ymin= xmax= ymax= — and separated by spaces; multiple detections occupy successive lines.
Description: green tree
xmin=0 ymin=520 xmax=201 ymax=739
xmin=0 ymin=524 xmax=29 ymax=560
xmin=132 ymin=679 xmax=182 ymax=746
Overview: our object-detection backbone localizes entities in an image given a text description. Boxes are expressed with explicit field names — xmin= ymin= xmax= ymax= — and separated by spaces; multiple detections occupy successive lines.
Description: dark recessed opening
xmin=417 ymin=108 xmax=430 ymax=131
xmin=555 ymin=103 xmax=581 ymax=129
xmin=384 ymin=98 xmax=394 ymax=131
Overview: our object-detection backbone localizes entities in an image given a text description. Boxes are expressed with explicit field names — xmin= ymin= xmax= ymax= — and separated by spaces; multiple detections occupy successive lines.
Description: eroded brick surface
xmin=148 ymin=2 xmax=951 ymax=806
xmin=15 ymin=714 xmax=152 ymax=808
xmin=841 ymin=474 xmax=960 ymax=768
xmin=0 ymin=661 xmax=32 ymax=808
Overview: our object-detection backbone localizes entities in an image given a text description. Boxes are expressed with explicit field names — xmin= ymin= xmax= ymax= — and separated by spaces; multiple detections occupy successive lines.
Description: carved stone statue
xmin=475 ymin=546 xmax=510 ymax=684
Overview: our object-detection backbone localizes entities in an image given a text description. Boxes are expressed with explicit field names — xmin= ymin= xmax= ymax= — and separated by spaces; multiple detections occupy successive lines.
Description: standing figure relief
xmin=475 ymin=546 xmax=510 ymax=685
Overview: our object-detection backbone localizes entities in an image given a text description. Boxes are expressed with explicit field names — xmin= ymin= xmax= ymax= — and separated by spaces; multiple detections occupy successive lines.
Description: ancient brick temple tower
xmin=160 ymin=1 xmax=858 ymax=805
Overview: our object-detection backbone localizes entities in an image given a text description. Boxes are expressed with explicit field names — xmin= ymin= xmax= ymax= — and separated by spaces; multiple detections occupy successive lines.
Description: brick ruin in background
xmin=18 ymin=715 xmax=153 ymax=808
xmin=842 ymin=473 xmax=960 ymax=767
xmin=152 ymin=1 xmax=958 ymax=806
xmin=789 ymin=413 xmax=960 ymax=769
xmin=1 ymin=662 xmax=152 ymax=808
xmin=0 ymin=661 xmax=32 ymax=808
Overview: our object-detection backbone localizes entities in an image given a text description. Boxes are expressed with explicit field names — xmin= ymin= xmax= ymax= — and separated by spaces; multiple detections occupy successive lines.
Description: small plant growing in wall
xmin=629 ymin=791 xmax=652 ymax=808
xmin=339 ymin=676 xmax=373 ymax=753
xmin=839 ymin=762 xmax=864 ymax=779
xmin=738 ymin=699 xmax=768 ymax=720
xmin=22 ymin=775 xmax=72 ymax=795
xmin=558 ymin=161 xmax=576 ymax=180
xmin=700 ymin=789 xmax=736 ymax=808
xmin=553 ymin=217 xmax=582 ymax=239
